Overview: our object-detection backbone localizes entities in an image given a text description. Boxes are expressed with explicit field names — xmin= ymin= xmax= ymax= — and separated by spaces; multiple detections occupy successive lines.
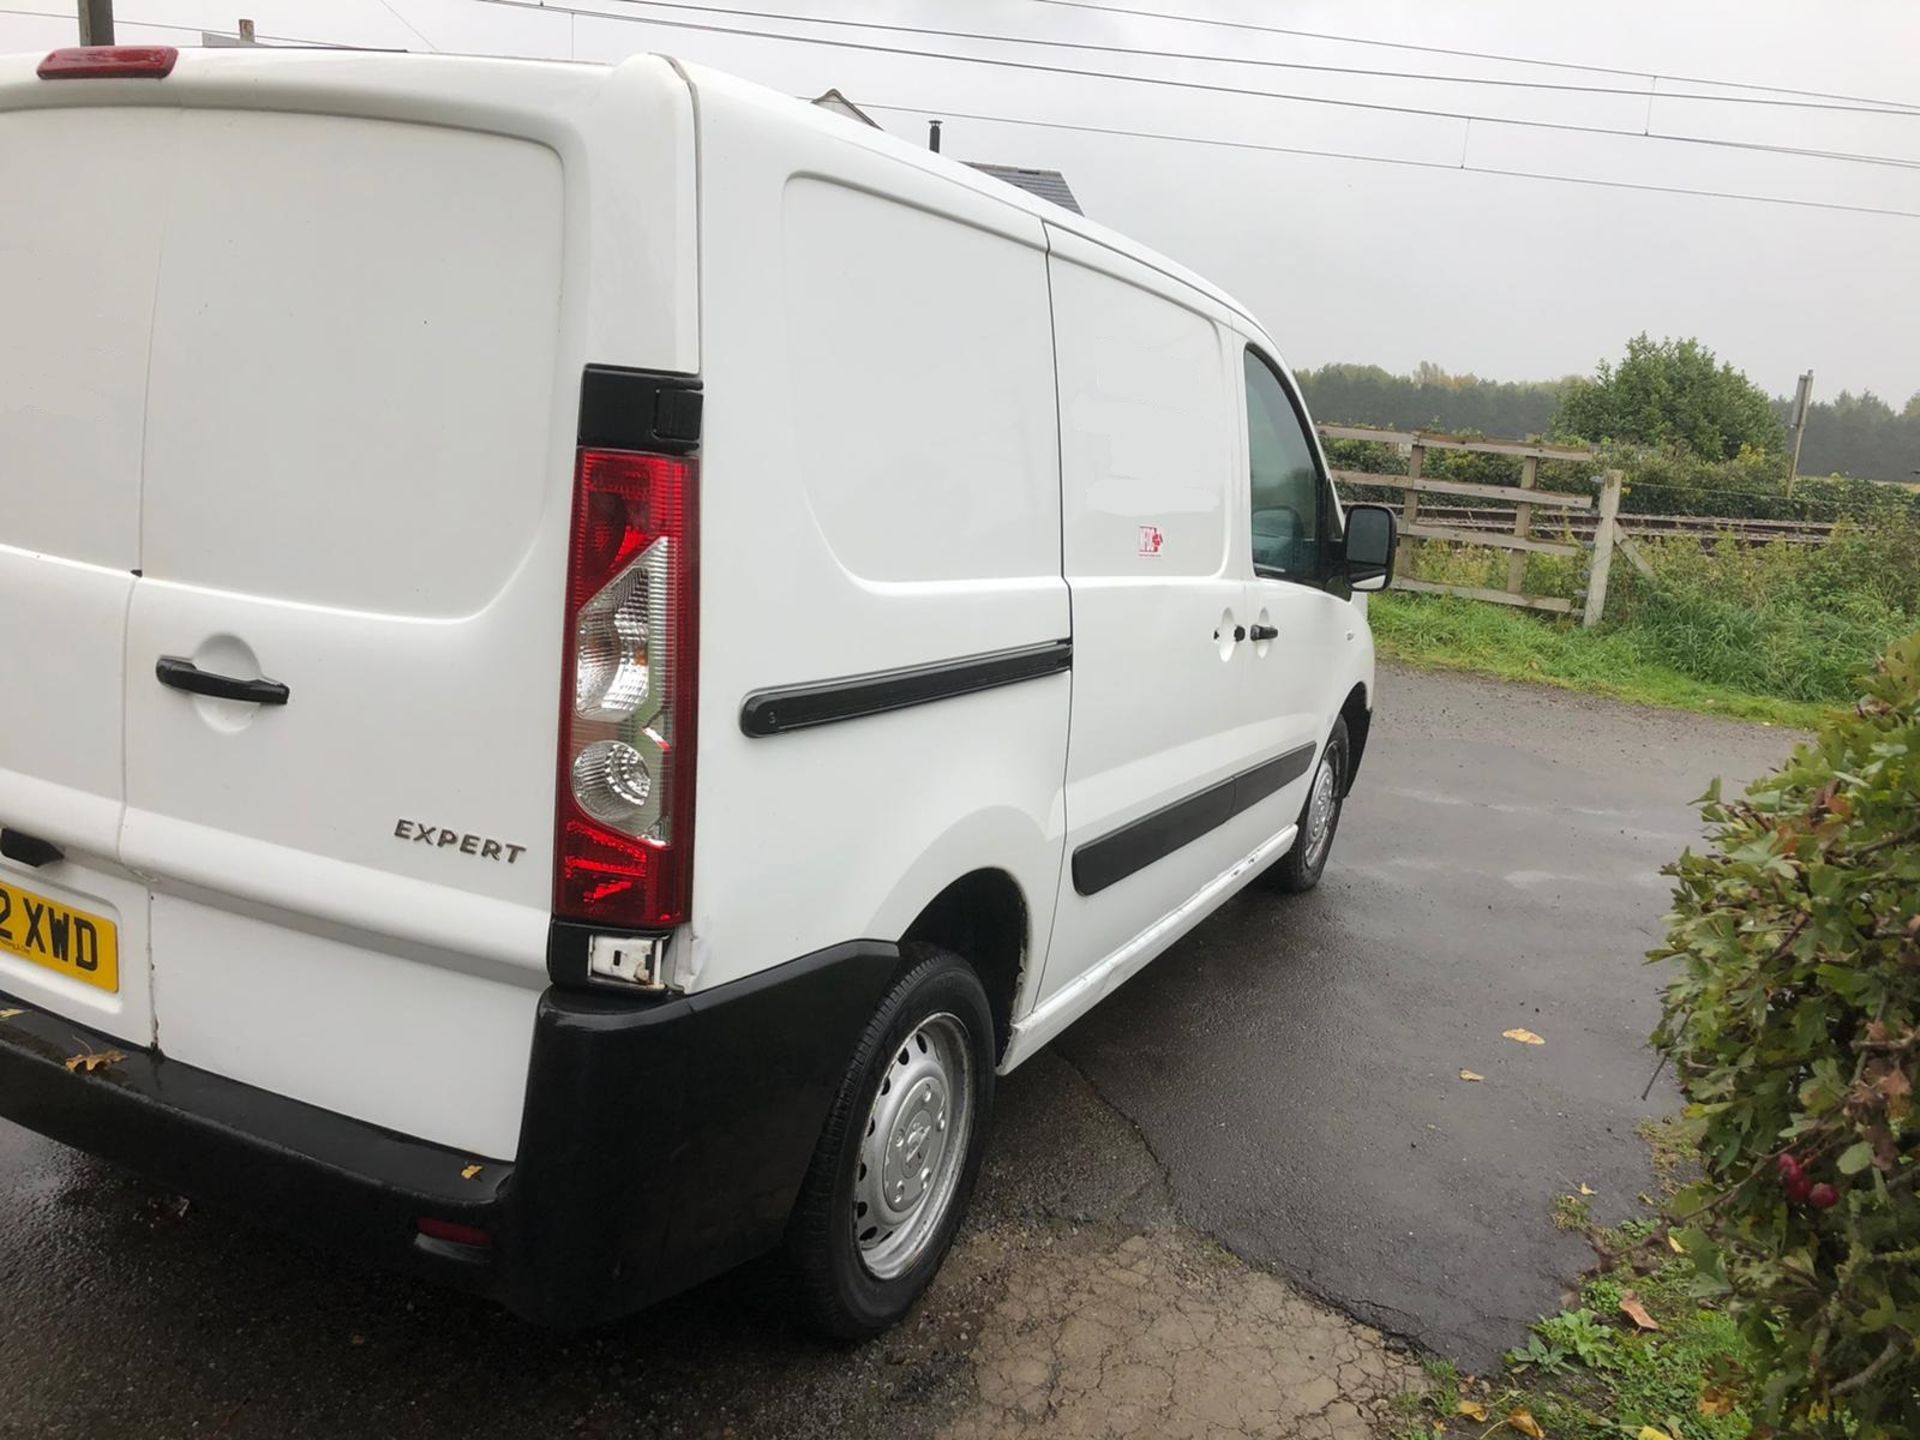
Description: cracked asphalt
xmin=0 ymin=664 xmax=1802 ymax=1435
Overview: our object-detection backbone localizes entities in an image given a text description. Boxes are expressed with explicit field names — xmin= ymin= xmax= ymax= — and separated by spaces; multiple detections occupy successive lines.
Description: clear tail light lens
xmin=555 ymin=450 xmax=697 ymax=928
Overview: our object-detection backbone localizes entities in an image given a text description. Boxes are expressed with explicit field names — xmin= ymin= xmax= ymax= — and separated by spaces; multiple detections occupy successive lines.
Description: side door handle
xmin=1249 ymin=623 xmax=1279 ymax=642
xmin=155 ymin=657 xmax=291 ymax=707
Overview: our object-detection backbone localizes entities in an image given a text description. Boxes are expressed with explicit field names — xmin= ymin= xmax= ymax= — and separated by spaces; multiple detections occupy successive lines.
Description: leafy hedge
xmin=1651 ymin=632 xmax=1920 ymax=1437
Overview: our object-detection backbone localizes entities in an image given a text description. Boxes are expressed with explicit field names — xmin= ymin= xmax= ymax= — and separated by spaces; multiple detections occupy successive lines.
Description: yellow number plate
xmin=0 ymin=876 xmax=118 ymax=993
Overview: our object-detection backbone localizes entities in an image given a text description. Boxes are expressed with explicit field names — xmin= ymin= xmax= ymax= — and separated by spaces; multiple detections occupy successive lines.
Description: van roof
xmin=676 ymin=59 xmax=1264 ymax=333
xmin=0 ymin=44 xmax=1265 ymax=338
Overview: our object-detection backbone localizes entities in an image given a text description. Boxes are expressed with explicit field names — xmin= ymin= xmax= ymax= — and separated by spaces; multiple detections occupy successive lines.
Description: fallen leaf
xmin=0 ymin=1008 xmax=22 ymax=1020
xmin=1668 ymin=1232 xmax=1686 ymax=1254
xmin=349 ymin=1333 xmax=366 ymax=1347
xmin=1456 ymin=1399 xmax=1488 ymax=1421
xmin=1638 ymin=1428 xmax=1674 ymax=1440
xmin=1507 ymin=1409 xmax=1545 ymax=1438
xmin=1578 ymin=1183 xmax=1596 ymax=1196
xmin=1459 ymin=1070 xmax=1485 ymax=1082
xmin=461 ymin=1164 xmax=483 ymax=1181
xmin=1619 ymin=1293 xmax=1662 ymax=1331
xmin=1503 ymin=1028 xmax=1546 ymax=1046
xmin=64 ymin=1049 xmax=125 ymax=1074
xmin=1698 ymin=1387 xmax=1736 ymax=1417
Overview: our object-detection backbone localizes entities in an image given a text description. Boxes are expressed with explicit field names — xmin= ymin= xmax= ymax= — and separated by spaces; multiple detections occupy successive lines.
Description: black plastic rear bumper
xmin=0 ymin=940 xmax=901 ymax=1326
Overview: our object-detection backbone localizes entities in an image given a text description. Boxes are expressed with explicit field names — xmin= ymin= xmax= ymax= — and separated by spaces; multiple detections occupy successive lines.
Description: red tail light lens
xmin=555 ymin=449 xmax=698 ymax=929
xmin=416 ymin=1217 xmax=492 ymax=1249
xmin=39 ymin=47 xmax=178 ymax=79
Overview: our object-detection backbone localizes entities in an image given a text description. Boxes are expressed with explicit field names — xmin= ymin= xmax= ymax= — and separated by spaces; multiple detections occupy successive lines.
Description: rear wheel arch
xmin=900 ymin=869 xmax=1027 ymax=1062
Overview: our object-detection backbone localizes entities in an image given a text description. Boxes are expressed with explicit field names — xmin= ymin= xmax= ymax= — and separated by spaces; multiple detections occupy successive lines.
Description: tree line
xmin=1297 ymin=339 xmax=1920 ymax=484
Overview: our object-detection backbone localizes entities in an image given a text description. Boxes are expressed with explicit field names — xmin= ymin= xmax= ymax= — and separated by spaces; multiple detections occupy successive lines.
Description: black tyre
xmin=786 ymin=943 xmax=995 ymax=1340
xmin=1267 ymin=716 xmax=1349 ymax=893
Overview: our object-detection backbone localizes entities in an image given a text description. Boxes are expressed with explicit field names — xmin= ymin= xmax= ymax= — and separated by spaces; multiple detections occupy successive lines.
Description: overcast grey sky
xmin=8 ymin=0 xmax=1918 ymax=401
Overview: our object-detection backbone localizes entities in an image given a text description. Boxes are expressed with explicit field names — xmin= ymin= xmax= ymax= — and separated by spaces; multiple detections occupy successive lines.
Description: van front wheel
xmin=786 ymin=944 xmax=995 ymax=1339
xmin=1268 ymin=716 xmax=1349 ymax=893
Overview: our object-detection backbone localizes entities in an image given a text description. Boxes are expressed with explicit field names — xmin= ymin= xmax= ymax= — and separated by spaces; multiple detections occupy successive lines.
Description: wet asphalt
xmin=0 ymin=664 xmax=1803 ymax=1432
xmin=1054 ymin=664 xmax=1801 ymax=1367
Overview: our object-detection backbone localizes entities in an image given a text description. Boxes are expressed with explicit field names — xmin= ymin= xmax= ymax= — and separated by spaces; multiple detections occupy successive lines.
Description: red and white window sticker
xmin=1138 ymin=524 xmax=1165 ymax=558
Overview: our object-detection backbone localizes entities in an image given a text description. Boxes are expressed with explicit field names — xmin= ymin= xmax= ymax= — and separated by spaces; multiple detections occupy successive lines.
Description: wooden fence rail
xmin=1318 ymin=424 xmax=1627 ymax=625
xmin=1391 ymin=506 xmax=1835 ymax=547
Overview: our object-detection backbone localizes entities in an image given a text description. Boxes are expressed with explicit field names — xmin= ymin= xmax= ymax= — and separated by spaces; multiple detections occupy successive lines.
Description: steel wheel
xmin=1266 ymin=716 xmax=1349 ymax=893
xmin=787 ymin=945 xmax=995 ymax=1339
xmin=852 ymin=1012 xmax=974 ymax=1280
xmin=1301 ymin=753 xmax=1340 ymax=870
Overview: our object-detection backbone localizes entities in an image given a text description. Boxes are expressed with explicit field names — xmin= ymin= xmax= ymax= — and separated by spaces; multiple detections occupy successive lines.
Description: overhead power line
xmin=860 ymin=102 xmax=1920 ymax=220
xmin=594 ymin=0 xmax=1920 ymax=117
xmin=482 ymin=0 xmax=1920 ymax=175
xmin=1027 ymin=0 xmax=1920 ymax=115
xmin=0 ymin=4 xmax=344 ymax=45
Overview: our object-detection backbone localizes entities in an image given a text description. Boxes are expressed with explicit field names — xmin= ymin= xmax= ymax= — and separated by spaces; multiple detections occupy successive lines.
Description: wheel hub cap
xmin=853 ymin=1013 xmax=972 ymax=1279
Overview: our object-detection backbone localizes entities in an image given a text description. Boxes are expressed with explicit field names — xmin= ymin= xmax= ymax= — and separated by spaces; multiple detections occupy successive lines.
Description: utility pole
xmin=78 ymin=0 xmax=113 ymax=44
xmin=1785 ymin=369 xmax=1813 ymax=498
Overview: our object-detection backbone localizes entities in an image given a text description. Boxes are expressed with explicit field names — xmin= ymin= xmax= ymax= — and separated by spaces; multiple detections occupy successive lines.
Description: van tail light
xmin=554 ymin=449 xmax=698 ymax=929
xmin=38 ymin=47 xmax=178 ymax=79
xmin=416 ymin=1217 xmax=492 ymax=1250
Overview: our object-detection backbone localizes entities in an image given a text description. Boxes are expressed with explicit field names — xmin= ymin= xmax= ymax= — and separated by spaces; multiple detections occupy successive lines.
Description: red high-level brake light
xmin=38 ymin=47 xmax=178 ymax=79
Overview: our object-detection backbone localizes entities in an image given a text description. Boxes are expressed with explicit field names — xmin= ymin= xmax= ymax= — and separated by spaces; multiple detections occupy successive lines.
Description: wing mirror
xmin=1342 ymin=504 xmax=1397 ymax=592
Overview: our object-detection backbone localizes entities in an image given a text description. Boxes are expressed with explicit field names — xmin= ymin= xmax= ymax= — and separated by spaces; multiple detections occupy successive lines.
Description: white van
xmin=0 ymin=45 xmax=1396 ymax=1335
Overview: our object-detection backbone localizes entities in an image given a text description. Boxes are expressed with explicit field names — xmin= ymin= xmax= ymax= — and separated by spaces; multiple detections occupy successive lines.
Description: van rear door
xmin=0 ymin=106 xmax=166 ymax=1045
xmin=3 ymin=50 xmax=698 ymax=1158
xmin=117 ymin=107 xmax=570 ymax=1158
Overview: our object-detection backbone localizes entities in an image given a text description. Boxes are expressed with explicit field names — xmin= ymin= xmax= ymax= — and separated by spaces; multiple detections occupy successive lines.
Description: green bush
xmin=1558 ymin=334 xmax=1783 ymax=460
xmin=1650 ymin=632 xmax=1920 ymax=1437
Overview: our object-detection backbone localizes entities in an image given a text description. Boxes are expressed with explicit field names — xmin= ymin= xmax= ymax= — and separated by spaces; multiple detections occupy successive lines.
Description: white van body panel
xmin=0 ymin=105 xmax=170 ymax=1043
xmin=681 ymin=67 xmax=1071 ymax=995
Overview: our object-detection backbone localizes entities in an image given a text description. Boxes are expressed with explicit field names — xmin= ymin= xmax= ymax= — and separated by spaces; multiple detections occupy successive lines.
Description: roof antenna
xmin=928 ymin=119 xmax=942 ymax=154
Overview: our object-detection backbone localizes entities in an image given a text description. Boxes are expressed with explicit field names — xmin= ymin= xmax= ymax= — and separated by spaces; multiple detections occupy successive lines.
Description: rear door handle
xmin=1249 ymin=623 xmax=1279 ymax=642
xmin=155 ymin=656 xmax=291 ymax=707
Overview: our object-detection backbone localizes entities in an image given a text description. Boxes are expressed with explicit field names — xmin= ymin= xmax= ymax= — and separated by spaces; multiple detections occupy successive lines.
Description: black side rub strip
xmin=741 ymin=639 xmax=1072 ymax=737
xmin=1072 ymin=742 xmax=1317 ymax=896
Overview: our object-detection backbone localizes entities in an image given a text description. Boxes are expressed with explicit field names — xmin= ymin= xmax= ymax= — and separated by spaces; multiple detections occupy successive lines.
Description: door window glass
xmin=1244 ymin=349 xmax=1326 ymax=582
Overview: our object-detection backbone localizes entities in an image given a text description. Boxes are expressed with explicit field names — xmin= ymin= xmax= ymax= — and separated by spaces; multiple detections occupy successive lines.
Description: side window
xmin=1244 ymin=348 xmax=1327 ymax=583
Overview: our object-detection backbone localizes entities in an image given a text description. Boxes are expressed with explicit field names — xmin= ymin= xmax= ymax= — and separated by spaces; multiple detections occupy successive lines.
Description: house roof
xmin=809 ymin=88 xmax=883 ymax=129
xmin=963 ymin=163 xmax=1084 ymax=215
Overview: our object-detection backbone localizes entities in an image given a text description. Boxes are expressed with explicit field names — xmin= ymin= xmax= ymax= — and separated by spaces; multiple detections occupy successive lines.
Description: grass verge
xmin=1390 ymin=1227 xmax=1751 ymax=1440
xmin=1390 ymin=1127 xmax=1751 ymax=1440
xmin=1369 ymin=590 xmax=1827 ymax=730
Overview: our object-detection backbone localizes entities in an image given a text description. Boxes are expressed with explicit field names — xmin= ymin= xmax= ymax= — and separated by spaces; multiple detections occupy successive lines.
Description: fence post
xmin=1506 ymin=453 xmax=1538 ymax=593
xmin=1581 ymin=469 xmax=1624 ymax=629
xmin=1399 ymin=441 xmax=1424 ymax=577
